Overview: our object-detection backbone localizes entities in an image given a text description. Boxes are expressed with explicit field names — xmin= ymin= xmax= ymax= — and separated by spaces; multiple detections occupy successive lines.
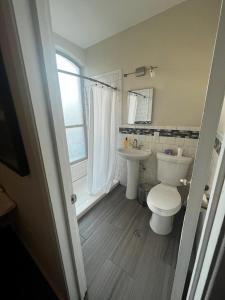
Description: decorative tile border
xmin=119 ymin=126 xmax=223 ymax=154
xmin=119 ymin=127 xmax=199 ymax=139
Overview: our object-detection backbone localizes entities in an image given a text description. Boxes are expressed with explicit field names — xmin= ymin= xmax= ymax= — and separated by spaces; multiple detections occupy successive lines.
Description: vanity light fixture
xmin=124 ymin=65 xmax=158 ymax=78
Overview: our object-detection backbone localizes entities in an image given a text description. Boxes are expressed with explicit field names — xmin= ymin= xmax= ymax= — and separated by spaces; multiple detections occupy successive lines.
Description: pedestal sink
xmin=117 ymin=148 xmax=151 ymax=200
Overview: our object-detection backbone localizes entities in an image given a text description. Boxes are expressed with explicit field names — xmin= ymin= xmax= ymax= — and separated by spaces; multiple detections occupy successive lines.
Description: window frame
xmin=56 ymin=51 xmax=88 ymax=165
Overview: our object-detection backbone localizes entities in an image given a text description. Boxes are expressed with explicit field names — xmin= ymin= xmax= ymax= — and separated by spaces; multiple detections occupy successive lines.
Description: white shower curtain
xmin=128 ymin=93 xmax=137 ymax=124
xmin=87 ymin=85 xmax=118 ymax=195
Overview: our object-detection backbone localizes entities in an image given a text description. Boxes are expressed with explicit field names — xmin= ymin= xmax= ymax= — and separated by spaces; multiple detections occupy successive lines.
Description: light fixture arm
xmin=124 ymin=65 xmax=158 ymax=78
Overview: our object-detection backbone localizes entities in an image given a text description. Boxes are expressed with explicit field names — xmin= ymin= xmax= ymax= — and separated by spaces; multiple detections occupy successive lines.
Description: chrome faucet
xmin=132 ymin=138 xmax=144 ymax=149
xmin=133 ymin=139 xmax=138 ymax=148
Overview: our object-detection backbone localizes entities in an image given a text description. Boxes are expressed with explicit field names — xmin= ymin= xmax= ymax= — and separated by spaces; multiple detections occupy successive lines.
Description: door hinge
xmin=71 ymin=194 xmax=77 ymax=204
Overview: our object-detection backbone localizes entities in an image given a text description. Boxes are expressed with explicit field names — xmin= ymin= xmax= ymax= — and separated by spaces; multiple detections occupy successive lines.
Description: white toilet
xmin=147 ymin=152 xmax=192 ymax=235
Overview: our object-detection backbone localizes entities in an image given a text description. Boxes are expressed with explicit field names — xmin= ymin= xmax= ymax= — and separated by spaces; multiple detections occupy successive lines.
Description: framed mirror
xmin=127 ymin=88 xmax=153 ymax=124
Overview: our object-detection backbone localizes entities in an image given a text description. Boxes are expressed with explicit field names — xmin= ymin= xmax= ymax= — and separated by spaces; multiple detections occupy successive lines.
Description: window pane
xmin=66 ymin=127 xmax=86 ymax=163
xmin=58 ymin=72 xmax=84 ymax=126
xmin=56 ymin=54 xmax=80 ymax=74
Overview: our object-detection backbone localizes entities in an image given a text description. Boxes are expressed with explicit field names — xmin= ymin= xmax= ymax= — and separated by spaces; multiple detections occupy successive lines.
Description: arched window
xmin=56 ymin=53 xmax=87 ymax=164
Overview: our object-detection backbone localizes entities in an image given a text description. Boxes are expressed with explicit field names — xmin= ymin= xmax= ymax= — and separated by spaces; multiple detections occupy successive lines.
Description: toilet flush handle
xmin=180 ymin=179 xmax=191 ymax=186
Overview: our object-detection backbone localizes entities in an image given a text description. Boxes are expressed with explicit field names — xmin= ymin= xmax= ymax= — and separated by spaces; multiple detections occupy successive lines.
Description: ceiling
xmin=49 ymin=0 xmax=187 ymax=49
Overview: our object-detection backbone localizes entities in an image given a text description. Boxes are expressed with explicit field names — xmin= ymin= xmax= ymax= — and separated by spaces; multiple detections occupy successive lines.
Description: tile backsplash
xmin=116 ymin=125 xmax=224 ymax=200
xmin=119 ymin=126 xmax=199 ymax=139
xmin=117 ymin=126 xmax=199 ymax=188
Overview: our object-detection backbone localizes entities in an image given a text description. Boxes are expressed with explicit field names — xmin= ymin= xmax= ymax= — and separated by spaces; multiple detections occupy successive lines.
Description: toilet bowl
xmin=147 ymin=152 xmax=192 ymax=235
xmin=147 ymin=183 xmax=181 ymax=235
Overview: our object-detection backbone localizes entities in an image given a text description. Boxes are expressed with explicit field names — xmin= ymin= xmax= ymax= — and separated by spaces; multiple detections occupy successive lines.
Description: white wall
xmin=54 ymin=33 xmax=85 ymax=66
xmin=85 ymin=0 xmax=220 ymax=126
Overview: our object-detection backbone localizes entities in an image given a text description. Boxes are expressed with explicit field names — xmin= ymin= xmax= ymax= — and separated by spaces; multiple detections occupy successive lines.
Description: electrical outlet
xmin=154 ymin=131 xmax=159 ymax=137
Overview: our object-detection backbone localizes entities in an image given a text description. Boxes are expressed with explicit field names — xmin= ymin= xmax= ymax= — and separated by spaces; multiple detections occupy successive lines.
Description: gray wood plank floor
xmin=79 ymin=185 xmax=184 ymax=300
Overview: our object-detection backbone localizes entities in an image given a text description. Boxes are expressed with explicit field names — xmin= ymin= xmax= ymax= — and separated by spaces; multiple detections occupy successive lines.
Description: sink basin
xmin=117 ymin=148 xmax=151 ymax=200
xmin=117 ymin=148 xmax=151 ymax=161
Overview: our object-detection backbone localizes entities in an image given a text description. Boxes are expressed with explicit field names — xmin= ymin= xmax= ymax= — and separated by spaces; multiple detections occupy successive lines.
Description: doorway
xmin=30 ymin=0 xmax=225 ymax=299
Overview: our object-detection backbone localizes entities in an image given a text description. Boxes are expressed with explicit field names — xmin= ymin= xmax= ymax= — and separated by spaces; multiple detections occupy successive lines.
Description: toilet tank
xmin=157 ymin=152 xmax=192 ymax=186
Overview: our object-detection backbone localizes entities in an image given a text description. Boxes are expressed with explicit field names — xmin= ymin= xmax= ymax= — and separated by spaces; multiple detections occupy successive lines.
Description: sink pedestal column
xmin=126 ymin=160 xmax=139 ymax=200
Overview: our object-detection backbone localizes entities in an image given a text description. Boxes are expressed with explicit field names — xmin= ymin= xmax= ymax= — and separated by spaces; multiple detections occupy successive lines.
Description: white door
xmin=189 ymin=138 xmax=225 ymax=299
xmin=171 ymin=1 xmax=225 ymax=299
xmin=29 ymin=1 xmax=87 ymax=298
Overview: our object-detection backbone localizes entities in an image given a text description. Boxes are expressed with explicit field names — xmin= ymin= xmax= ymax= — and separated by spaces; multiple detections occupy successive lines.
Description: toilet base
xmin=150 ymin=213 xmax=174 ymax=235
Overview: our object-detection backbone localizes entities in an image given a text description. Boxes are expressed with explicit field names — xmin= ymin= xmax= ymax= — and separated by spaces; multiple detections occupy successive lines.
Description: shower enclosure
xmin=56 ymin=53 xmax=121 ymax=217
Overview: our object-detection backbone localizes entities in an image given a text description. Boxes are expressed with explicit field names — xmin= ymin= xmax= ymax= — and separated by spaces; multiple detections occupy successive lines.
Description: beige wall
xmin=0 ymin=107 xmax=67 ymax=298
xmin=85 ymin=0 xmax=221 ymax=126
xmin=0 ymin=163 xmax=67 ymax=299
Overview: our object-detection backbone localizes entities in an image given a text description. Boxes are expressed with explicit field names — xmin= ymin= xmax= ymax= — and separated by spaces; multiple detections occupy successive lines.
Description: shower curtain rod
xmin=58 ymin=69 xmax=117 ymax=90
xmin=128 ymin=90 xmax=147 ymax=98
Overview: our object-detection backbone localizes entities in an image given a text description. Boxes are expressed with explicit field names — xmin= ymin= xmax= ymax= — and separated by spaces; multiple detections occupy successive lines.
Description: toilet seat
xmin=147 ymin=183 xmax=181 ymax=217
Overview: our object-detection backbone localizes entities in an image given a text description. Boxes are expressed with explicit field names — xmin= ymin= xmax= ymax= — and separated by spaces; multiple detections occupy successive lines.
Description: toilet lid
xmin=147 ymin=183 xmax=181 ymax=213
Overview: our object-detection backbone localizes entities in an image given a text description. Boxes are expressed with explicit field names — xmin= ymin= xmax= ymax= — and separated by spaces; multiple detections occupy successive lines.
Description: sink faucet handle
xmin=132 ymin=138 xmax=138 ymax=148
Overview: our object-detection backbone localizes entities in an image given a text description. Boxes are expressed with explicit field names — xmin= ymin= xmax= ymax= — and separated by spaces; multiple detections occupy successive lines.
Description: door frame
xmin=11 ymin=0 xmax=225 ymax=299
xmin=171 ymin=1 xmax=225 ymax=299
xmin=29 ymin=0 xmax=87 ymax=298
xmin=9 ymin=0 xmax=87 ymax=299
xmin=186 ymin=133 xmax=225 ymax=299
xmin=186 ymin=132 xmax=225 ymax=299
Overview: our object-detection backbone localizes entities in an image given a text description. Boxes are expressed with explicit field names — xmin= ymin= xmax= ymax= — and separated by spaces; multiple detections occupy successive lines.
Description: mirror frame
xmin=127 ymin=87 xmax=153 ymax=125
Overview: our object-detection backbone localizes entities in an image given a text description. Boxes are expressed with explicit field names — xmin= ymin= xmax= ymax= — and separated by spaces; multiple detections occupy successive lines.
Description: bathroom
xmin=48 ymin=0 xmax=223 ymax=298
